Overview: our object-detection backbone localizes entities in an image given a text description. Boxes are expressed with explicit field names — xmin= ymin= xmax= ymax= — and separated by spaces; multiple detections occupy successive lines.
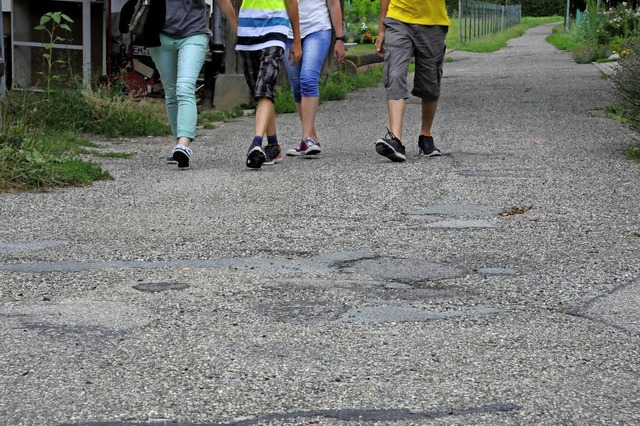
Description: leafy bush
xmin=344 ymin=0 xmax=380 ymax=43
xmin=572 ymin=44 xmax=611 ymax=62
xmin=611 ymin=40 xmax=640 ymax=132
xmin=602 ymin=3 xmax=640 ymax=40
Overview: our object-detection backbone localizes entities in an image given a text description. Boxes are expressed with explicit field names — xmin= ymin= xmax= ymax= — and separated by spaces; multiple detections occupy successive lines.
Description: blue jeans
xmin=149 ymin=33 xmax=209 ymax=141
xmin=284 ymin=30 xmax=332 ymax=103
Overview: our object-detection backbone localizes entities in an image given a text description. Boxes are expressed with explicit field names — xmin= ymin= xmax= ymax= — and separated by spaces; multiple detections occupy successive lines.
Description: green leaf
xmin=60 ymin=24 xmax=71 ymax=32
xmin=39 ymin=16 xmax=52 ymax=25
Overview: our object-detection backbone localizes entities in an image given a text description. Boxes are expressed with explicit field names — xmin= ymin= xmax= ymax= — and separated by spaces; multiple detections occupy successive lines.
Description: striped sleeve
xmin=236 ymin=6 xmax=290 ymax=51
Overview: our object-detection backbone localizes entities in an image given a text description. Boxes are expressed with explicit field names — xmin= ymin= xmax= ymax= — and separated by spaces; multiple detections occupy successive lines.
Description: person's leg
xmin=381 ymin=18 xmax=414 ymax=142
xmin=298 ymin=30 xmax=331 ymax=141
xmin=375 ymin=18 xmax=413 ymax=162
xmin=246 ymin=46 xmax=284 ymax=168
xmin=149 ymin=34 xmax=178 ymax=139
xmin=254 ymin=98 xmax=275 ymax=138
xmin=421 ymin=99 xmax=438 ymax=135
xmin=173 ymin=34 xmax=209 ymax=146
xmin=412 ymin=24 xmax=447 ymax=156
xmin=387 ymin=99 xmax=406 ymax=141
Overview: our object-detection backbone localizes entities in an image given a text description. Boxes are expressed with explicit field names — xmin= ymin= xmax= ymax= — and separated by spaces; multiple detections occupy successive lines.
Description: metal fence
xmin=457 ymin=0 xmax=522 ymax=42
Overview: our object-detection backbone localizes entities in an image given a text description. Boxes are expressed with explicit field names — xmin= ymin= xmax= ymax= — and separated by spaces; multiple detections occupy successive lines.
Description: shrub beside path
xmin=0 ymin=23 xmax=639 ymax=425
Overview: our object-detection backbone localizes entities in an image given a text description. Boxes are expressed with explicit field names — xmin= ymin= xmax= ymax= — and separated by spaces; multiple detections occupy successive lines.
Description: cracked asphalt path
xmin=1 ymin=24 xmax=639 ymax=425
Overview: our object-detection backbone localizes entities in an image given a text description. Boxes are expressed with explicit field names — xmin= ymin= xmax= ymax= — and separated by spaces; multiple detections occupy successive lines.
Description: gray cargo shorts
xmin=382 ymin=18 xmax=448 ymax=101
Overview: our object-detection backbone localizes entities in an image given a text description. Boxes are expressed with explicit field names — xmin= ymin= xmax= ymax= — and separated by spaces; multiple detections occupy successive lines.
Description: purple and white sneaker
xmin=286 ymin=137 xmax=322 ymax=156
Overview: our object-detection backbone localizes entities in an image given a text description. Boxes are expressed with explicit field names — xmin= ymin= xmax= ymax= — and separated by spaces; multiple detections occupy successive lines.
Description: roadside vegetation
xmin=545 ymin=0 xmax=640 ymax=162
xmin=0 ymin=12 xmax=170 ymax=193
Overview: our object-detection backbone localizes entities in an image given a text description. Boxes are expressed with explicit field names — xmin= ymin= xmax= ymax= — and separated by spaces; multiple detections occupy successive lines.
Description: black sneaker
xmin=170 ymin=144 xmax=193 ymax=169
xmin=263 ymin=144 xmax=283 ymax=165
xmin=418 ymin=135 xmax=441 ymax=157
xmin=375 ymin=131 xmax=406 ymax=162
xmin=246 ymin=144 xmax=266 ymax=169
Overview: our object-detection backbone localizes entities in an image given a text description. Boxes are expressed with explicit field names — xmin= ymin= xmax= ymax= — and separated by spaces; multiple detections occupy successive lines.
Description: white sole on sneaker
xmin=304 ymin=146 xmax=321 ymax=155
xmin=375 ymin=140 xmax=406 ymax=162
xmin=246 ymin=146 xmax=266 ymax=169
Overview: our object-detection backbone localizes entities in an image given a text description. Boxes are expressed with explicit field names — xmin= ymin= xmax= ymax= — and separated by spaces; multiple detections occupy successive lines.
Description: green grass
xmin=0 ymin=87 xmax=169 ymax=192
xmin=0 ymin=131 xmax=112 ymax=192
xmin=446 ymin=16 xmax=564 ymax=52
xmin=626 ymin=146 xmax=640 ymax=162
xmin=546 ymin=21 xmax=584 ymax=51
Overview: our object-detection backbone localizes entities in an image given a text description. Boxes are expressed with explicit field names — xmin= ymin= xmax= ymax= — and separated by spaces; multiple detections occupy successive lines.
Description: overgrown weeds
xmin=0 ymin=82 xmax=169 ymax=192
xmin=610 ymin=40 xmax=640 ymax=161
xmin=0 ymin=125 xmax=112 ymax=192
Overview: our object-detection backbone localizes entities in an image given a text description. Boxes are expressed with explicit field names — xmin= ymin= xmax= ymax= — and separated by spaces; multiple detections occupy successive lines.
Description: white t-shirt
xmin=289 ymin=0 xmax=332 ymax=39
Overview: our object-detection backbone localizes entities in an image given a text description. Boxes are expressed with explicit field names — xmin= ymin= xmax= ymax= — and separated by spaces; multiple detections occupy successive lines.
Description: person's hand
xmin=289 ymin=39 xmax=302 ymax=65
xmin=375 ymin=30 xmax=385 ymax=58
xmin=334 ymin=41 xmax=345 ymax=64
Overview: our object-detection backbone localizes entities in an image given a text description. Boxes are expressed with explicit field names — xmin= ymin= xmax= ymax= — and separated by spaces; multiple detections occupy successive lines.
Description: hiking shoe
xmin=170 ymin=144 xmax=193 ymax=169
xmin=264 ymin=144 xmax=283 ymax=165
xmin=418 ymin=135 xmax=441 ymax=157
xmin=246 ymin=144 xmax=266 ymax=169
xmin=375 ymin=131 xmax=406 ymax=162
xmin=286 ymin=137 xmax=322 ymax=156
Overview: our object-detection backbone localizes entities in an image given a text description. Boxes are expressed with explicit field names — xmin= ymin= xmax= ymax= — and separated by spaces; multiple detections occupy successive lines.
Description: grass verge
xmin=1 ymin=88 xmax=169 ymax=193
xmin=446 ymin=16 xmax=564 ymax=52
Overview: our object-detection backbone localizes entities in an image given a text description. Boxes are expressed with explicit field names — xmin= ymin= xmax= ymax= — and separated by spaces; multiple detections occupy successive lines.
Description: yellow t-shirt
xmin=387 ymin=0 xmax=451 ymax=26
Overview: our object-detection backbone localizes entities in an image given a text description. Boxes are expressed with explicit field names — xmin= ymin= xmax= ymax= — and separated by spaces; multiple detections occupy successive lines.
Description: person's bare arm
xmin=214 ymin=0 xmax=238 ymax=43
xmin=285 ymin=0 xmax=302 ymax=64
xmin=327 ymin=0 xmax=345 ymax=64
xmin=376 ymin=0 xmax=391 ymax=57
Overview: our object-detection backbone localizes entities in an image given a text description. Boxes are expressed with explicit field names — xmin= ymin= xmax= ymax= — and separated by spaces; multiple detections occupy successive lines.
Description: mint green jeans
xmin=149 ymin=33 xmax=209 ymax=141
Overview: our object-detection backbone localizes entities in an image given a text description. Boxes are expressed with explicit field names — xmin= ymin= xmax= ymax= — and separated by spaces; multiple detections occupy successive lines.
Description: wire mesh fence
xmin=457 ymin=0 xmax=522 ymax=42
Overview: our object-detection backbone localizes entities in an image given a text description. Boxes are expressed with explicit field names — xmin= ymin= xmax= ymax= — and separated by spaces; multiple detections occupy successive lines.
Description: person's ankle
xmin=252 ymin=136 xmax=263 ymax=147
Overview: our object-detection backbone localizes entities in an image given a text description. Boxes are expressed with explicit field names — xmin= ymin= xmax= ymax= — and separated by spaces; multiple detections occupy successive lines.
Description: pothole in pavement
xmin=256 ymin=299 xmax=349 ymax=322
xmin=340 ymin=258 xmax=467 ymax=283
xmin=422 ymin=220 xmax=498 ymax=229
xmin=403 ymin=204 xmax=502 ymax=228
xmin=132 ymin=282 xmax=190 ymax=293
xmin=404 ymin=204 xmax=504 ymax=217
xmin=0 ymin=301 xmax=153 ymax=343
xmin=456 ymin=169 xmax=537 ymax=180
xmin=59 ymin=403 xmax=521 ymax=425
xmin=340 ymin=304 xmax=502 ymax=323
xmin=0 ymin=240 xmax=68 ymax=252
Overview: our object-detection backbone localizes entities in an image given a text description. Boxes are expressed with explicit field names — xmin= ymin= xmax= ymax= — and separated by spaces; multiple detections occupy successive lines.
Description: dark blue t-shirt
xmin=163 ymin=0 xmax=211 ymax=38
